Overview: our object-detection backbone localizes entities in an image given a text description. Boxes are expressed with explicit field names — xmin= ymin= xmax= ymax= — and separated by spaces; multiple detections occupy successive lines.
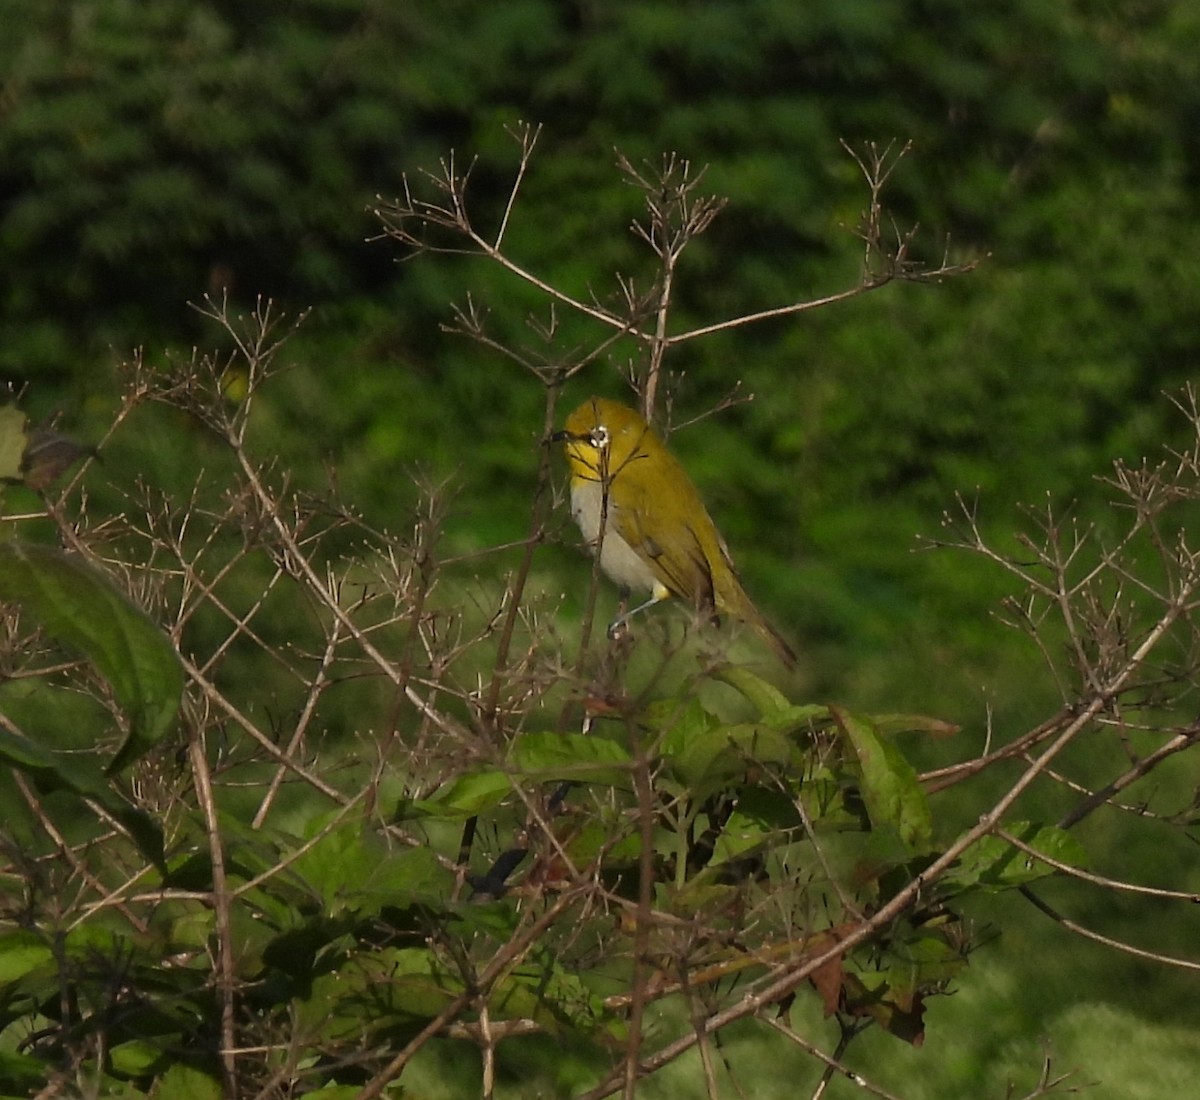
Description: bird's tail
xmin=717 ymin=576 xmax=797 ymax=670
xmin=747 ymin=605 xmax=797 ymax=670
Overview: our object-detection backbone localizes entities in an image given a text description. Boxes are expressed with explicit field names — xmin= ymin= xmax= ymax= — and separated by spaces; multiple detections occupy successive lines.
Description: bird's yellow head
xmin=554 ymin=397 xmax=657 ymax=485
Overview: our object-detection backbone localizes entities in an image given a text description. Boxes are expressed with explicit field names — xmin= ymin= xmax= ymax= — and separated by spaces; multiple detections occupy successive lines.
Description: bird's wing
xmin=608 ymin=476 xmax=715 ymax=608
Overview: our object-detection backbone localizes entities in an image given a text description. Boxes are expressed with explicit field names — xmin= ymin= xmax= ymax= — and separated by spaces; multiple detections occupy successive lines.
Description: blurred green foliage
xmin=5 ymin=3 xmax=1198 ymax=700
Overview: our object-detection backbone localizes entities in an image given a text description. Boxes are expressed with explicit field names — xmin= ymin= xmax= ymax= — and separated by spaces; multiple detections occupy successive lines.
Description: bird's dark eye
xmin=590 ymin=425 xmax=610 ymax=448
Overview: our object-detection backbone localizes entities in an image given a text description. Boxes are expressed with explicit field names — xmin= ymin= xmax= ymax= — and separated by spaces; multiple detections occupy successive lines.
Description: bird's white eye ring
xmin=590 ymin=425 xmax=610 ymax=448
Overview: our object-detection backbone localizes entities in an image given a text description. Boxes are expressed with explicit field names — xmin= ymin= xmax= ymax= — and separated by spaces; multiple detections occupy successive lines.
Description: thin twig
xmin=998 ymin=828 xmax=1200 ymax=901
xmin=188 ymin=725 xmax=238 ymax=1096
xmin=1019 ymin=886 xmax=1200 ymax=971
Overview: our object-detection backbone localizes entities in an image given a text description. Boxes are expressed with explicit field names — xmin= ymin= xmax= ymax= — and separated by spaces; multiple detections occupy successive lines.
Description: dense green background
xmin=3 ymin=2 xmax=1199 ymax=1095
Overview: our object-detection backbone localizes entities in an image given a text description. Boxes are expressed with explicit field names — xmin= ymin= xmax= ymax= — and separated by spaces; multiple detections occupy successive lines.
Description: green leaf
xmin=0 ymin=714 xmax=60 ymax=771
xmin=0 ymin=930 xmax=53 ymax=981
xmin=833 ymin=707 xmax=933 ymax=853
xmin=0 ymin=720 xmax=164 ymax=868
xmin=151 ymin=1064 xmax=224 ymax=1100
xmin=0 ymin=404 xmax=26 ymax=483
xmin=398 ymin=770 xmax=513 ymax=820
xmin=298 ymin=946 xmax=462 ymax=1041
xmin=713 ymin=664 xmax=790 ymax=716
xmin=709 ymin=788 xmax=801 ymax=866
xmin=110 ymin=1039 xmax=166 ymax=1076
xmin=871 ymin=713 xmax=961 ymax=738
xmin=0 ymin=541 xmax=183 ymax=771
xmin=951 ymin=823 xmax=1089 ymax=891
xmin=761 ymin=703 xmax=833 ymax=734
xmin=489 ymin=961 xmax=625 ymax=1039
xmin=666 ymin=721 xmax=800 ymax=788
xmin=556 ymin=817 xmax=641 ymax=867
xmin=644 ymin=694 xmax=716 ymax=743
xmin=0 ymin=1050 xmax=45 ymax=1090
xmin=374 ymin=947 xmax=463 ymax=1014
xmin=509 ymin=731 xmax=632 ymax=786
xmin=886 ymin=931 xmax=968 ymax=996
xmin=287 ymin=819 xmax=451 ymax=913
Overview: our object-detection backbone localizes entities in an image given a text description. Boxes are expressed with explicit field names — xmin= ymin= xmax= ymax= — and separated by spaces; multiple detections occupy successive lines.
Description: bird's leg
xmin=606 ymin=589 xmax=664 ymax=640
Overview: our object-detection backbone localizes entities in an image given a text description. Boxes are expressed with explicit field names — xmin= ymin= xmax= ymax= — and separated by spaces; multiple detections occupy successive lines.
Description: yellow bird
xmin=554 ymin=396 xmax=796 ymax=668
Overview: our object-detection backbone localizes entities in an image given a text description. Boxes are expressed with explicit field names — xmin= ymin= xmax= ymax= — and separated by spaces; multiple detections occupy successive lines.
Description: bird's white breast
xmin=570 ymin=479 xmax=658 ymax=593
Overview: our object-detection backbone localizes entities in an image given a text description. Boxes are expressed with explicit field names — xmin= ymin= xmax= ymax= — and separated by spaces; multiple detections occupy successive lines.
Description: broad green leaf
xmin=762 ymin=703 xmax=833 ymax=734
xmin=0 ymin=541 xmax=183 ymax=771
xmin=388 ymin=946 xmax=467 ymax=1013
xmin=645 ymin=695 xmax=715 ymax=744
xmin=0 ymin=1049 xmax=45 ymax=1090
xmin=0 ymin=931 xmax=53 ymax=981
xmin=872 ymin=713 xmax=961 ymax=738
xmin=0 ymin=720 xmax=164 ymax=868
xmin=713 ymin=667 xmax=833 ymax=735
xmin=298 ymin=946 xmax=461 ymax=1039
xmin=0 ymin=717 xmax=60 ymax=771
xmin=709 ymin=789 xmax=801 ymax=866
xmin=666 ymin=721 xmax=798 ymax=788
xmin=951 ymin=823 xmax=1089 ymax=891
xmin=288 ymin=820 xmax=451 ymax=913
xmin=886 ymin=931 xmax=968 ymax=996
xmin=713 ymin=664 xmax=790 ymax=717
xmin=448 ymin=899 xmax=524 ymax=940
xmin=510 ymin=731 xmax=632 ymax=786
xmin=833 ymin=707 xmax=933 ymax=853
xmin=163 ymin=904 xmax=215 ymax=952
xmin=110 ymin=1038 xmax=167 ymax=1076
xmin=402 ymin=769 xmax=513 ymax=818
xmin=151 ymin=1063 xmax=224 ymax=1100
xmin=489 ymin=962 xmax=624 ymax=1039
xmin=0 ymin=404 xmax=26 ymax=482
xmin=556 ymin=817 xmax=641 ymax=867
xmin=798 ymin=770 xmax=865 ymax=831
xmin=660 ymin=878 xmax=741 ymax=916
xmin=0 ymin=676 xmax=112 ymax=751
xmin=300 ymin=940 xmax=628 ymax=1041
xmin=164 ymin=816 xmax=313 ymax=909
xmin=709 ymin=808 xmax=771 ymax=866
